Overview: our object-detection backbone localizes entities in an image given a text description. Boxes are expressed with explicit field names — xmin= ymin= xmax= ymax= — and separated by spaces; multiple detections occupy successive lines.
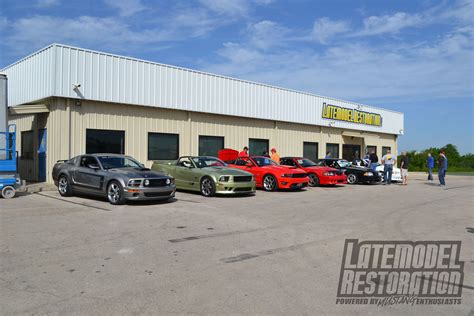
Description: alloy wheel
xmin=58 ymin=177 xmax=69 ymax=194
xmin=347 ymin=174 xmax=357 ymax=184
xmin=263 ymin=175 xmax=276 ymax=191
xmin=201 ymin=178 xmax=213 ymax=196
xmin=108 ymin=183 xmax=121 ymax=203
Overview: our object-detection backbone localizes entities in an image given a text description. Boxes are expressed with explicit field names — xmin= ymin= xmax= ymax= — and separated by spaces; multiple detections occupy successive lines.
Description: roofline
xmin=1 ymin=43 xmax=403 ymax=116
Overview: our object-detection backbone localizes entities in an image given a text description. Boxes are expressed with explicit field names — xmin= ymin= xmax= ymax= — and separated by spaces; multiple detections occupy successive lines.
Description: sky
xmin=0 ymin=0 xmax=473 ymax=153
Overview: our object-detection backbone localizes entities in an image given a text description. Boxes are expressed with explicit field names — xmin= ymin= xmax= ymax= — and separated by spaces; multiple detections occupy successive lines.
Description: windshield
xmin=297 ymin=158 xmax=317 ymax=167
xmin=252 ymin=157 xmax=277 ymax=167
xmin=337 ymin=160 xmax=352 ymax=168
xmin=98 ymin=156 xmax=143 ymax=169
xmin=192 ymin=157 xmax=227 ymax=168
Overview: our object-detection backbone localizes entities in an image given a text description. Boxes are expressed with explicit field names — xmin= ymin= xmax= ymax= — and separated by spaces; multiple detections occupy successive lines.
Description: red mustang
xmin=280 ymin=157 xmax=347 ymax=186
xmin=218 ymin=149 xmax=309 ymax=191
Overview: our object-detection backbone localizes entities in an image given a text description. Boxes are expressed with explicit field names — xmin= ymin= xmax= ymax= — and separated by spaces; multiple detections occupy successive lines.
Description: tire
xmin=308 ymin=173 xmax=320 ymax=187
xmin=107 ymin=180 xmax=126 ymax=205
xmin=346 ymin=173 xmax=358 ymax=184
xmin=58 ymin=175 xmax=73 ymax=197
xmin=262 ymin=174 xmax=278 ymax=192
xmin=1 ymin=186 xmax=15 ymax=199
xmin=200 ymin=176 xmax=216 ymax=197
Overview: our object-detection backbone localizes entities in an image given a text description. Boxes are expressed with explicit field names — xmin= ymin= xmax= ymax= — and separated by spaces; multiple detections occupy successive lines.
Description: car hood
xmin=303 ymin=166 xmax=337 ymax=172
xmin=107 ymin=167 xmax=169 ymax=178
xmin=260 ymin=165 xmax=306 ymax=174
xmin=344 ymin=165 xmax=369 ymax=172
xmin=202 ymin=166 xmax=254 ymax=176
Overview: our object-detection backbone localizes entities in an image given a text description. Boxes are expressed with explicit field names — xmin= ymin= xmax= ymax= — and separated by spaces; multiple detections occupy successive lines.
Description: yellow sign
xmin=322 ymin=103 xmax=382 ymax=127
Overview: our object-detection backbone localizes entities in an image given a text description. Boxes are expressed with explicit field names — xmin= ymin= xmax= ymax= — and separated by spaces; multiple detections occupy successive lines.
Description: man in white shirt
xmin=381 ymin=149 xmax=396 ymax=185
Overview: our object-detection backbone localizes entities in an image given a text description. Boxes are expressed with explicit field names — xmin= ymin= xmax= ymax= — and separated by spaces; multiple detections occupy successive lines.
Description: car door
xmin=174 ymin=157 xmax=197 ymax=190
xmin=73 ymin=156 xmax=104 ymax=192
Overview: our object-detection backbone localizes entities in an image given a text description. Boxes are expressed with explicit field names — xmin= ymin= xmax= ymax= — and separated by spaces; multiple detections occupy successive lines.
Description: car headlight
xmin=323 ymin=172 xmax=335 ymax=176
xmin=364 ymin=172 xmax=374 ymax=176
xmin=219 ymin=176 xmax=230 ymax=182
xmin=128 ymin=179 xmax=142 ymax=187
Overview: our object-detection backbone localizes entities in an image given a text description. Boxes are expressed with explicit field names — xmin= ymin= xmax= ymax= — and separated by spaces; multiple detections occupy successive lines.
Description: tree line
xmin=397 ymin=144 xmax=474 ymax=172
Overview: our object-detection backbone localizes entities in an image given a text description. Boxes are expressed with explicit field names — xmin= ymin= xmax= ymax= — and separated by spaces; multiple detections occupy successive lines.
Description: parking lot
xmin=1 ymin=174 xmax=473 ymax=315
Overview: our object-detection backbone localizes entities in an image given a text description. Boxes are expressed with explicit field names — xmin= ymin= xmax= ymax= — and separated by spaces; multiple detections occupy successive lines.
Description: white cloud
xmin=247 ymin=20 xmax=290 ymax=50
xmin=311 ymin=17 xmax=351 ymax=43
xmin=199 ymin=0 xmax=251 ymax=17
xmin=36 ymin=0 xmax=60 ymax=7
xmin=357 ymin=12 xmax=425 ymax=36
xmin=103 ymin=0 xmax=145 ymax=17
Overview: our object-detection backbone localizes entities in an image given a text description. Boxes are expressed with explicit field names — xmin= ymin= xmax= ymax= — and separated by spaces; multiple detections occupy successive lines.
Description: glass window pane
xmin=303 ymin=142 xmax=318 ymax=161
xmin=148 ymin=133 xmax=179 ymax=160
xmin=249 ymin=138 xmax=269 ymax=156
xmin=199 ymin=136 xmax=224 ymax=157
xmin=86 ymin=129 xmax=125 ymax=154
xmin=326 ymin=143 xmax=339 ymax=159
xmin=382 ymin=146 xmax=391 ymax=156
xmin=366 ymin=145 xmax=377 ymax=156
xmin=21 ymin=131 xmax=34 ymax=160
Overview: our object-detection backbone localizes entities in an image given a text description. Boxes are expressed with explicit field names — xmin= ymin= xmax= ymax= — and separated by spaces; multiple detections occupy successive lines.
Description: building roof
xmin=1 ymin=43 xmax=404 ymax=135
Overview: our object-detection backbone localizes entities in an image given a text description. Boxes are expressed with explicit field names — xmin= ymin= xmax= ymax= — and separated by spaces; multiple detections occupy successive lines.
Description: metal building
xmin=1 ymin=43 xmax=404 ymax=183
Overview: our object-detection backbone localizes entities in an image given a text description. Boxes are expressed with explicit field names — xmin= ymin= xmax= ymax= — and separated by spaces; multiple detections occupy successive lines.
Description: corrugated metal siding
xmin=2 ymin=44 xmax=404 ymax=135
xmin=36 ymin=98 xmax=396 ymax=183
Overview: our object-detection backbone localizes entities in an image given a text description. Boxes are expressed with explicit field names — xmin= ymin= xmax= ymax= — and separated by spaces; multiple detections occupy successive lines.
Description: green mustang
xmin=152 ymin=156 xmax=256 ymax=197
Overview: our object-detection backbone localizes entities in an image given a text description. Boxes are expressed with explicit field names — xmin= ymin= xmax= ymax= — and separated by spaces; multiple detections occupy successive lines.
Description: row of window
xmin=20 ymin=128 xmax=392 ymax=161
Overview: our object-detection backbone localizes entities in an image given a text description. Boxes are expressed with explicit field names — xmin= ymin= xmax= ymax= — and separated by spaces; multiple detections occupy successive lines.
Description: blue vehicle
xmin=0 ymin=124 xmax=25 ymax=198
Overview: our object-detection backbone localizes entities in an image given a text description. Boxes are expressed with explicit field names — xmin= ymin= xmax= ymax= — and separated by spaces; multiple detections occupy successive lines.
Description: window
xmin=199 ymin=136 xmax=224 ymax=157
xmin=86 ymin=129 xmax=125 ymax=154
xmin=148 ymin=133 xmax=179 ymax=160
xmin=280 ymin=158 xmax=295 ymax=166
xmin=325 ymin=143 xmax=339 ymax=159
xmin=21 ymin=131 xmax=34 ymax=160
xmin=249 ymin=138 xmax=269 ymax=156
xmin=366 ymin=145 xmax=377 ymax=156
xmin=79 ymin=156 xmax=100 ymax=169
xmin=382 ymin=146 xmax=391 ymax=156
xmin=303 ymin=142 xmax=318 ymax=161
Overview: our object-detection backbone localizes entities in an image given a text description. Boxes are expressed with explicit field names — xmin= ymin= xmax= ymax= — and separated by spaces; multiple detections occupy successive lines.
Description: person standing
xmin=238 ymin=146 xmax=249 ymax=158
xmin=438 ymin=150 xmax=448 ymax=186
xmin=426 ymin=153 xmax=434 ymax=181
xmin=400 ymin=151 xmax=409 ymax=185
xmin=270 ymin=148 xmax=280 ymax=164
xmin=381 ymin=149 xmax=396 ymax=185
xmin=369 ymin=151 xmax=379 ymax=171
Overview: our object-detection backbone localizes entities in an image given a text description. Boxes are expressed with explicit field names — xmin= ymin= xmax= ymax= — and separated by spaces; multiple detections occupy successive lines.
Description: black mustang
xmin=317 ymin=158 xmax=381 ymax=184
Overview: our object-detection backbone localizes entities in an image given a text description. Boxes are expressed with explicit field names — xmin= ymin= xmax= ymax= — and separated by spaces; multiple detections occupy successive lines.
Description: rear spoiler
xmin=56 ymin=159 xmax=68 ymax=163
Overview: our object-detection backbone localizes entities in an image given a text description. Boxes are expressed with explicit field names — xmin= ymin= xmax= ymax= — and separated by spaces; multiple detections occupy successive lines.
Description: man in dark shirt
xmin=438 ymin=150 xmax=448 ymax=186
xmin=369 ymin=151 xmax=378 ymax=171
xmin=400 ymin=151 xmax=409 ymax=185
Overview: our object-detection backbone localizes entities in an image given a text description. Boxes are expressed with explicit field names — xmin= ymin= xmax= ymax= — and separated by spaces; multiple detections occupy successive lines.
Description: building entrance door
xmin=343 ymin=144 xmax=361 ymax=161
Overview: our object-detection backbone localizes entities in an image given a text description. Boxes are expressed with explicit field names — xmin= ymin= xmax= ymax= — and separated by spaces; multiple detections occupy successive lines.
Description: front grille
xmin=233 ymin=176 xmax=253 ymax=182
xmin=144 ymin=191 xmax=172 ymax=197
xmin=291 ymin=173 xmax=308 ymax=178
xmin=234 ymin=187 xmax=253 ymax=192
xmin=147 ymin=178 xmax=168 ymax=187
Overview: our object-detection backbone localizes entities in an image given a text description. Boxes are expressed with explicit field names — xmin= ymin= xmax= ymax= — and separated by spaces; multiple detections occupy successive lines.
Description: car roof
xmin=87 ymin=153 xmax=129 ymax=158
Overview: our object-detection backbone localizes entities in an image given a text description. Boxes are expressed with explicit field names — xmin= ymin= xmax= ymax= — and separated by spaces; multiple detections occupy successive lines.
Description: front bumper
xmin=123 ymin=185 xmax=176 ymax=201
xmin=216 ymin=181 xmax=256 ymax=194
xmin=319 ymin=174 xmax=347 ymax=185
xmin=278 ymin=177 xmax=309 ymax=189
xmin=360 ymin=174 xmax=382 ymax=183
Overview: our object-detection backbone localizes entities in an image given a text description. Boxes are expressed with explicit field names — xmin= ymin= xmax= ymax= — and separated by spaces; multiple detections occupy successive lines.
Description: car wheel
xmin=263 ymin=174 xmax=278 ymax=191
xmin=200 ymin=176 xmax=216 ymax=197
xmin=1 ymin=186 xmax=15 ymax=199
xmin=58 ymin=175 xmax=73 ymax=197
xmin=347 ymin=173 xmax=358 ymax=184
xmin=308 ymin=173 xmax=320 ymax=187
xmin=107 ymin=181 xmax=126 ymax=205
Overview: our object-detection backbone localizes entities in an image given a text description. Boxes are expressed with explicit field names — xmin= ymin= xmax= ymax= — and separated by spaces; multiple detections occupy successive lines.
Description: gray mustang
xmin=52 ymin=154 xmax=176 ymax=205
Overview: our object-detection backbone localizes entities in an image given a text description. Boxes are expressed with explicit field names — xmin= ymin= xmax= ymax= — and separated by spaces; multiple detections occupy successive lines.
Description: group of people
xmin=363 ymin=149 xmax=448 ymax=186
xmin=238 ymin=146 xmax=281 ymax=163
